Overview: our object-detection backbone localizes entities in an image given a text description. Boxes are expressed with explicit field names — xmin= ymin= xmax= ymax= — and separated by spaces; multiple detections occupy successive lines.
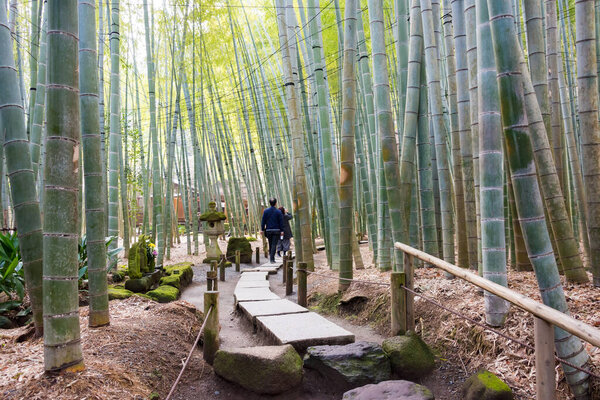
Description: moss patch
xmin=226 ymin=237 xmax=253 ymax=263
xmin=162 ymin=262 xmax=193 ymax=288
xmin=382 ymin=332 xmax=435 ymax=380
xmin=309 ymin=291 xmax=344 ymax=314
xmin=462 ymin=370 xmax=513 ymax=400
xmin=147 ymin=285 xmax=180 ymax=303
xmin=108 ymin=286 xmax=134 ymax=300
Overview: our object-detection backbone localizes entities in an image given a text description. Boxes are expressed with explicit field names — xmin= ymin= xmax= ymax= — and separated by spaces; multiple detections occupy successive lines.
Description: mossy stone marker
xmin=199 ymin=201 xmax=227 ymax=264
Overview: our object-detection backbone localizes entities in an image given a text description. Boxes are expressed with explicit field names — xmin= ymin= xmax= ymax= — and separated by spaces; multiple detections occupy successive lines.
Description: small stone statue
xmin=199 ymin=201 xmax=227 ymax=264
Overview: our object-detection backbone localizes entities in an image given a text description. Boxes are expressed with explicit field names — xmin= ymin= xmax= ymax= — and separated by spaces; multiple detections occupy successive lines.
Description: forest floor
xmin=1 ymin=236 xmax=599 ymax=399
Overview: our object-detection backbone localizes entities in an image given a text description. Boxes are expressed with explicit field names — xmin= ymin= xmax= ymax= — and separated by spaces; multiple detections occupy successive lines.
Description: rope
xmin=297 ymin=268 xmax=391 ymax=287
xmin=165 ymin=305 xmax=213 ymax=400
xmin=401 ymin=285 xmax=600 ymax=380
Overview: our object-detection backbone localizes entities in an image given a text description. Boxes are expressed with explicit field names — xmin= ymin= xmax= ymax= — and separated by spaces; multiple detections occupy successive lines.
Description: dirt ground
xmin=2 ymin=235 xmax=599 ymax=399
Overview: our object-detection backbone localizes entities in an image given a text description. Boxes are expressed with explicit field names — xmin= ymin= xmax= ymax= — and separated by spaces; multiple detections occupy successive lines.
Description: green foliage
xmin=78 ymin=236 xmax=124 ymax=281
xmin=0 ymin=232 xmax=24 ymax=301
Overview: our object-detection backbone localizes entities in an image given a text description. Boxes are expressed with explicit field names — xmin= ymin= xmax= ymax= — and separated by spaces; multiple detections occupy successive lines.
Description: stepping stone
xmin=238 ymin=299 xmax=308 ymax=322
xmin=241 ymin=266 xmax=279 ymax=274
xmin=239 ymin=271 xmax=269 ymax=281
xmin=260 ymin=262 xmax=283 ymax=268
xmin=236 ymin=280 xmax=271 ymax=288
xmin=256 ymin=312 xmax=355 ymax=352
xmin=234 ymin=287 xmax=280 ymax=304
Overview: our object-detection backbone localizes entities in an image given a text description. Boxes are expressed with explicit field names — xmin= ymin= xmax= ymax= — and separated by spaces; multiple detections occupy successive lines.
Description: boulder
xmin=162 ymin=262 xmax=194 ymax=289
xmin=461 ymin=370 xmax=513 ymax=400
xmin=147 ymin=285 xmax=179 ymax=303
xmin=382 ymin=332 xmax=435 ymax=380
xmin=111 ymin=265 xmax=128 ymax=282
xmin=226 ymin=237 xmax=253 ymax=264
xmin=303 ymin=341 xmax=391 ymax=390
xmin=108 ymin=286 xmax=134 ymax=300
xmin=213 ymin=345 xmax=303 ymax=394
xmin=343 ymin=380 xmax=434 ymax=400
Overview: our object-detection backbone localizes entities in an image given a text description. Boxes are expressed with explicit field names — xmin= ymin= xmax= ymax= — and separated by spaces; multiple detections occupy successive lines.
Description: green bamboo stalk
xmin=43 ymin=0 xmax=84 ymax=372
xmin=487 ymin=1 xmax=591 ymax=395
xmin=575 ymin=0 xmax=600 ymax=286
xmin=0 ymin=0 xmax=44 ymax=336
xmin=476 ymin=0 xmax=509 ymax=326
xmin=26 ymin=0 xmax=42 ymax=143
xmin=420 ymin=0 xmax=455 ymax=267
xmin=79 ymin=0 xmax=109 ymax=328
xmin=30 ymin=3 xmax=47 ymax=177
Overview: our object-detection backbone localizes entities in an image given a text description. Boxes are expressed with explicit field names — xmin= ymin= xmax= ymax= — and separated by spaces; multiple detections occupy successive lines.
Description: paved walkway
xmin=234 ymin=259 xmax=355 ymax=352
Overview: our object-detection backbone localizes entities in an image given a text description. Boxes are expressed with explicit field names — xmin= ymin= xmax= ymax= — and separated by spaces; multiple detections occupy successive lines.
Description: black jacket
xmin=282 ymin=213 xmax=293 ymax=239
xmin=261 ymin=206 xmax=284 ymax=233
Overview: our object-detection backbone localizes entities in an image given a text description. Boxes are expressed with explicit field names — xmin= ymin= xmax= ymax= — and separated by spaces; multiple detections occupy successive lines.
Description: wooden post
xmin=391 ymin=272 xmax=407 ymax=335
xmin=262 ymin=234 xmax=268 ymax=257
xmin=206 ymin=271 xmax=213 ymax=291
xmin=207 ymin=270 xmax=218 ymax=291
xmin=286 ymin=259 xmax=293 ymax=296
xmin=210 ymin=260 xmax=217 ymax=272
xmin=403 ymin=252 xmax=415 ymax=331
xmin=287 ymin=250 xmax=292 ymax=260
xmin=534 ymin=317 xmax=556 ymax=399
xmin=235 ymin=250 xmax=240 ymax=272
xmin=203 ymin=291 xmax=219 ymax=365
xmin=282 ymin=254 xmax=288 ymax=283
xmin=298 ymin=262 xmax=307 ymax=307
xmin=219 ymin=261 xmax=225 ymax=282
xmin=255 ymin=247 xmax=260 ymax=264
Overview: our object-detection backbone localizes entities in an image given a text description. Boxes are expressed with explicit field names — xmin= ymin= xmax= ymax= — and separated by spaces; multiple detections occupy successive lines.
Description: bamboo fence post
xmin=298 ymin=262 xmax=307 ymax=306
xmin=235 ymin=250 xmax=240 ymax=272
xmin=207 ymin=270 xmax=218 ymax=291
xmin=262 ymin=234 xmax=268 ymax=258
xmin=211 ymin=260 xmax=217 ymax=272
xmin=534 ymin=317 xmax=556 ymax=399
xmin=203 ymin=291 xmax=219 ymax=365
xmin=286 ymin=259 xmax=294 ymax=296
xmin=219 ymin=255 xmax=225 ymax=281
xmin=391 ymin=271 xmax=407 ymax=335
xmin=255 ymin=247 xmax=260 ymax=264
xmin=404 ymin=252 xmax=415 ymax=331
xmin=282 ymin=253 xmax=288 ymax=283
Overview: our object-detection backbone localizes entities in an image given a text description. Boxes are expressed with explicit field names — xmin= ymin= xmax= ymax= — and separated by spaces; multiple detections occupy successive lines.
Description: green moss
xmin=149 ymin=392 xmax=160 ymax=400
xmin=226 ymin=237 xmax=253 ymax=263
xmin=382 ymin=332 xmax=435 ymax=380
xmin=134 ymin=293 xmax=154 ymax=301
xmin=477 ymin=371 xmax=511 ymax=392
xmin=246 ymin=236 xmax=257 ymax=242
xmin=108 ymin=286 xmax=134 ymax=300
xmin=147 ymin=285 xmax=179 ymax=303
xmin=199 ymin=210 xmax=227 ymax=222
xmin=163 ymin=262 xmax=193 ymax=288
xmin=309 ymin=291 xmax=343 ymax=314
xmin=159 ymin=274 xmax=181 ymax=289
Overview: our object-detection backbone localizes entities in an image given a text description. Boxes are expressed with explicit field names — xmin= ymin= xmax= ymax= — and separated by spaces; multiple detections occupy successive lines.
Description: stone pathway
xmin=234 ymin=260 xmax=355 ymax=352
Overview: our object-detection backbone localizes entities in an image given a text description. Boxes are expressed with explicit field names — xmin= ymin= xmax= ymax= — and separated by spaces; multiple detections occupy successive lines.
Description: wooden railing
xmin=394 ymin=242 xmax=600 ymax=399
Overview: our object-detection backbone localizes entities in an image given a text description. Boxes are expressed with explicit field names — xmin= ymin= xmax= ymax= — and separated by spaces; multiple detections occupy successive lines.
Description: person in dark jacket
xmin=277 ymin=207 xmax=293 ymax=257
xmin=261 ymin=197 xmax=284 ymax=263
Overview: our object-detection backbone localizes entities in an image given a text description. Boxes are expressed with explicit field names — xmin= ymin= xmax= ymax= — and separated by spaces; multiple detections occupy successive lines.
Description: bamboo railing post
xmin=235 ymin=250 xmax=240 ymax=272
xmin=219 ymin=255 xmax=225 ymax=282
xmin=206 ymin=271 xmax=213 ymax=291
xmin=207 ymin=270 xmax=218 ymax=291
xmin=534 ymin=317 xmax=556 ymax=399
xmin=210 ymin=260 xmax=217 ymax=272
xmin=255 ymin=247 xmax=260 ymax=264
xmin=286 ymin=259 xmax=294 ymax=296
xmin=282 ymin=253 xmax=288 ymax=283
xmin=404 ymin=252 xmax=415 ymax=331
xmin=391 ymin=271 xmax=407 ymax=335
xmin=203 ymin=291 xmax=219 ymax=365
xmin=262 ymin=234 xmax=268 ymax=258
xmin=298 ymin=262 xmax=307 ymax=307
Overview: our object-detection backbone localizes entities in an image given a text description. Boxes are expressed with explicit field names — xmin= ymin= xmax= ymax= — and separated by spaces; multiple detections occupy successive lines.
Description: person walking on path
xmin=277 ymin=207 xmax=293 ymax=257
xmin=261 ymin=197 xmax=284 ymax=263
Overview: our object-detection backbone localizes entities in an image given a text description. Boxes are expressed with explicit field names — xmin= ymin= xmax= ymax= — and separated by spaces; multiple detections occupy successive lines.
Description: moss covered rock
xmin=303 ymin=341 xmax=391 ymax=390
xmin=382 ymin=332 xmax=435 ymax=380
xmin=125 ymin=270 xmax=161 ymax=293
xmin=163 ymin=262 xmax=193 ymax=288
xmin=343 ymin=380 xmax=434 ymax=400
xmin=461 ymin=370 xmax=513 ymax=400
xmin=111 ymin=265 xmax=128 ymax=282
xmin=213 ymin=345 xmax=303 ymax=394
xmin=147 ymin=285 xmax=180 ymax=303
xmin=108 ymin=286 xmax=134 ymax=300
xmin=226 ymin=237 xmax=253 ymax=263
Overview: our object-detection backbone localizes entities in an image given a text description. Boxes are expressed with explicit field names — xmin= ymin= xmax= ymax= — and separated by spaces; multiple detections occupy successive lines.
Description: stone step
xmin=236 ymin=280 xmax=271 ymax=288
xmin=238 ymin=271 xmax=269 ymax=281
xmin=238 ymin=299 xmax=308 ymax=323
xmin=241 ymin=266 xmax=279 ymax=274
xmin=234 ymin=286 xmax=281 ymax=304
xmin=256 ymin=312 xmax=355 ymax=352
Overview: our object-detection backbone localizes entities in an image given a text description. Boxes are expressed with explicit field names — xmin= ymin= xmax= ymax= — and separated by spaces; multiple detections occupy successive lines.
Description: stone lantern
xmin=199 ymin=201 xmax=227 ymax=264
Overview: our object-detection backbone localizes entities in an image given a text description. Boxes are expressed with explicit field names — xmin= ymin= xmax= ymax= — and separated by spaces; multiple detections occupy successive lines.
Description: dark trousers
xmin=267 ymin=233 xmax=280 ymax=263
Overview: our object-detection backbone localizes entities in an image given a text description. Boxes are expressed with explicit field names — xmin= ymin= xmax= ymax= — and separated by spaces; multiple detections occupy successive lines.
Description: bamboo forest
xmin=3 ymin=0 xmax=600 ymax=399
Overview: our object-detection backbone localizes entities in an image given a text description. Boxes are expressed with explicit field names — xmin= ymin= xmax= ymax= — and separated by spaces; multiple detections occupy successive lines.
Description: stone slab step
xmin=238 ymin=299 xmax=308 ymax=322
xmin=241 ymin=266 xmax=279 ymax=274
xmin=238 ymin=271 xmax=269 ymax=281
xmin=235 ymin=280 xmax=271 ymax=288
xmin=260 ymin=262 xmax=283 ymax=269
xmin=256 ymin=312 xmax=355 ymax=352
xmin=234 ymin=287 xmax=281 ymax=304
